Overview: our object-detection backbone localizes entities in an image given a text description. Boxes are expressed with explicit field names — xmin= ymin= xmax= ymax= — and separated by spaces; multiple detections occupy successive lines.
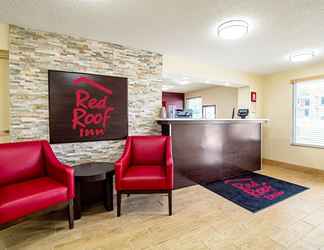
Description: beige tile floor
xmin=1 ymin=164 xmax=324 ymax=250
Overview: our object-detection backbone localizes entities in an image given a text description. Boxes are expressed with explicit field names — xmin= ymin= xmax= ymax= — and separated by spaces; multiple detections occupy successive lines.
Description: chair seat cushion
xmin=0 ymin=177 xmax=68 ymax=224
xmin=120 ymin=165 xmax=168 ymax=190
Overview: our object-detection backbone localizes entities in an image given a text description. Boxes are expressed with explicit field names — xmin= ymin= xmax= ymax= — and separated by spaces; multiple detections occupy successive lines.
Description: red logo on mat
xmin=224 ymin=178 xmax=284 ymax=201
xmin=71 ymin=77 xmax=114 ymax=138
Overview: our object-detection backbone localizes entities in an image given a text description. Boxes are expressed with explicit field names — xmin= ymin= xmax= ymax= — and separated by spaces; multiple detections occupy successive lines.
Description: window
xmin=321 ymin=96 xmax=324 ymax=105
xmin=293 ymin=78 xmax=324 ymax=147
xmin=202 ymin=105 xmax=216 ymax=119
xmin=186 ymin=97 xmax=202 ymax=119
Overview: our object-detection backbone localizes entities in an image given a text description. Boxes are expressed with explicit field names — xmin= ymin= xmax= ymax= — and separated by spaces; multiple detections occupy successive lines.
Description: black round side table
xmin=73 ymin=162 xmax=115 ymax=220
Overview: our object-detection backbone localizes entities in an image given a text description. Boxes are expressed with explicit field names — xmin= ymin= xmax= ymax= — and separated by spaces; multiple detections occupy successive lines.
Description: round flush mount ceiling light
xmin=218 ymin=20 xmax=249 ymax=40
xmin=290 ymin=51 xmax=315 ymax=63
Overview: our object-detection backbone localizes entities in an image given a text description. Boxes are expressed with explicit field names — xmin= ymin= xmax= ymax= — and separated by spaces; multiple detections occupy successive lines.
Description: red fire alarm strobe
xmin=251 ymin=91 xmax=257 ymax=102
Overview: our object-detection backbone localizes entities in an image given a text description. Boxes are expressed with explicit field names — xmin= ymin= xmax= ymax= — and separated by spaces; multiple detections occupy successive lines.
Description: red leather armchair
xmin=115 ymin=136 xmax=174 ymax=216
xmin=0 ymin=140 xmax=75 ymax=229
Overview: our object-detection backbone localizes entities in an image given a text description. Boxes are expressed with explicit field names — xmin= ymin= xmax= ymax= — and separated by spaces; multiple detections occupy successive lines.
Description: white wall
xmin=163 ymin=55 xmax=264 ymax=118
xmin=0 ymin=23 xmax=9 ymax=50
xmin=0 ymin=23 xmax=9 ymax=143
xmin=185 ymin=86 xmax=238 ymax=118
xmin=0 ymin=58 xmax=9 ymax=131
xmin=263 ymin=62 xmax=324 ymax=170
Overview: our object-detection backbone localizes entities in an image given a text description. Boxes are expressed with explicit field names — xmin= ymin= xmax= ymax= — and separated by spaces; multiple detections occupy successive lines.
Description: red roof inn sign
xmin=49 ymin=70 xmax=128 ymax=144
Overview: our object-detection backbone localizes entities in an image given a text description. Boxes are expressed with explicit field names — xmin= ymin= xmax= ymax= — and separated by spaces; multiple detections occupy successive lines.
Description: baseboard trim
xmin=262 ymin=158 xmax=324 ymax=176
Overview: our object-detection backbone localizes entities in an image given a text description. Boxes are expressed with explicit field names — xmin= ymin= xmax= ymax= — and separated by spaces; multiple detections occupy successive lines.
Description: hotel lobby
xmin=1 ymin=1 xmax=324 ymax=249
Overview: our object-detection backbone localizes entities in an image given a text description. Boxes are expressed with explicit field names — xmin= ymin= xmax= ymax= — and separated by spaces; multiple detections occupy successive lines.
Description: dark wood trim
xmin=104 ymin=174 xmax=114 ymax=211
xmin=74 ymin=181 xmax=81 ymax=220
xmin=116 ymin=190 xmax=173 ymax=217
xmin=68 ymin=199 xmax=74 ymax=229
xmin=117 ymin=192 xmax=121 ymax=217
xmin=168 ymin=191 xmax=172 ymax=216
xmin=73 ymin=163 xmax=115 ymax=220
xmin=0 ymin=200 xmax=73 ymax=231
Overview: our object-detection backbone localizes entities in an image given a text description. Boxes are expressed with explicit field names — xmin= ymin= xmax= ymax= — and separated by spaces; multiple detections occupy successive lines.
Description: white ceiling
xmin=162 ymin=74 xmax=247 ymax=92
xmin=1 ymin=0 xmax=324 ymax=74
xmin=163 ymin=82 xmax=241 ymax=93
xmin=163 ymin=83 xmax=215 ymax=93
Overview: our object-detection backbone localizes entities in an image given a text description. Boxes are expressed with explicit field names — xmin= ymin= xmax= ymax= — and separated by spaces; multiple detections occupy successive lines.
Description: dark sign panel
xmin=48 ymin=70 xmax=128 ymax=144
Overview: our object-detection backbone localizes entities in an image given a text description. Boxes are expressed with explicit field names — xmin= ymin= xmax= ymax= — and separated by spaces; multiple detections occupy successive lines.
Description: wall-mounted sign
xmin=48 ymin=70 xmax=128 ymax=144
xmin=251 ymin=91 xmax=257 ymax=103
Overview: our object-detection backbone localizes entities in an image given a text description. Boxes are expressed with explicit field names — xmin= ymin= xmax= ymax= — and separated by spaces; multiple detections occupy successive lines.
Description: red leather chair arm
xmin=42 ymin=141 xmax=75 ymax=199
xmin=165 ymin=137 xmax=174 ymax=189
xmin=115 ymin=137 xmax=132 ymax=190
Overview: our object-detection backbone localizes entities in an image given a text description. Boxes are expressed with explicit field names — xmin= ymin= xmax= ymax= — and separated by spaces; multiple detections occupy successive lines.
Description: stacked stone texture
xmin=9 ymin=25 xmax=162 ymax=164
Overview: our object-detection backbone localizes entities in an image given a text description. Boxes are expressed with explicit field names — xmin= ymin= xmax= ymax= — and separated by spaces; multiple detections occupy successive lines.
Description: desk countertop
xmin=156 ymin=118 xmax=269 ymax=124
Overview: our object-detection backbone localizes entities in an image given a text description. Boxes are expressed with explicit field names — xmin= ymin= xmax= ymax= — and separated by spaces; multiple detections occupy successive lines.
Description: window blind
xmin=293 ymin=76 xmax=324 ymax=147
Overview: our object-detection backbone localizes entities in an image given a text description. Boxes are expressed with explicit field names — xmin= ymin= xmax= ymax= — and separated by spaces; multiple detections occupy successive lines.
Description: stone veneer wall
xmin=9 ymin=25 xmax=162 ymax=164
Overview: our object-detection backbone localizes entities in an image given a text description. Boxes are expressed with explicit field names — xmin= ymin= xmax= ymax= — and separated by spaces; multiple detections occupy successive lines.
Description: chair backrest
xmin=0 ymin=140 xmax=45 ymax=187
xmin=130 ymin=136 xmax=168 ymax=166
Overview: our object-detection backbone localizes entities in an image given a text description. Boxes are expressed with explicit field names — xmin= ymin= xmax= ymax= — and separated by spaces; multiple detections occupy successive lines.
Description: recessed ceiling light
xmin=162 ymin=85 xmax=174 ymax=91
xmin=178 ymin=80 xmax=190 ymax=85
xmin=218 ymin=20 xmax=249 ymax=40
xmin=290 ymin=51 xmax=315 ymax=63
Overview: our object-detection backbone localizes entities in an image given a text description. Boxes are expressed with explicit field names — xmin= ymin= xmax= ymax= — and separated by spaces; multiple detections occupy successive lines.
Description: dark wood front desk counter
xmin=157 ymin=118 xmax=268 ymax=189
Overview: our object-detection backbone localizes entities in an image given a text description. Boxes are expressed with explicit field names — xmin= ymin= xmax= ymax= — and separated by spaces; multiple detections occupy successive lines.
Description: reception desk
xmin=157 ymin=118 xmax=268 ymax=189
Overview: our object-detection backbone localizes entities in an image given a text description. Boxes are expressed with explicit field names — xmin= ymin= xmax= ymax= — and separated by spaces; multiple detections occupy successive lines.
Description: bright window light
xmin=293 ymin=78 xmax=324 ymax=147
